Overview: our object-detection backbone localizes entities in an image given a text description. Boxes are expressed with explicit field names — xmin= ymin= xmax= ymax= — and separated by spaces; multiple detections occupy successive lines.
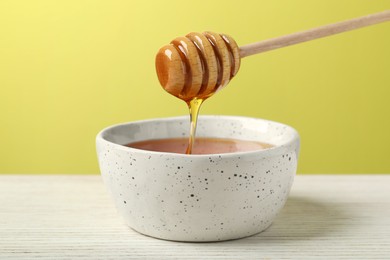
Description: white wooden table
xmin=0 ymin=174 xmax=389 ymax=259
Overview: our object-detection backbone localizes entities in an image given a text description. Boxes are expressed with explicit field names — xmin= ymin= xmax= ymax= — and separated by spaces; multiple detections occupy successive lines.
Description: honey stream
xmin=155 ymin=32 xmax=241 ymax=154
xmin=185 ymin=98 xmax=204 ymax=154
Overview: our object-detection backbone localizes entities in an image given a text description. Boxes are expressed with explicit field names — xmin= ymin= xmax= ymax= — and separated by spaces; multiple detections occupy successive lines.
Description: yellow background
xmin=1 ymin=1 xmax=389 ymax=174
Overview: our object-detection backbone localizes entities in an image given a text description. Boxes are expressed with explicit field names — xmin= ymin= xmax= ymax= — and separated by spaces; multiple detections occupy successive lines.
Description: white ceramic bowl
xmin=96 ymin=115 xmax=300 ymax=242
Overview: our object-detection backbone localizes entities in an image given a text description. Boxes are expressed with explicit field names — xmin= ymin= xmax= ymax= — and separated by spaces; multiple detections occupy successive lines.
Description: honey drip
xmin=185 ymin=98 xmax=204 ymax=154
xmin=155 ymin=32 xmax=241 ymax=154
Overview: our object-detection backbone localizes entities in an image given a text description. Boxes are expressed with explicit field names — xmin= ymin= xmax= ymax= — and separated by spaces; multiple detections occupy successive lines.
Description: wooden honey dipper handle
xmin=240 ymin=10 xmax=390 ymax=58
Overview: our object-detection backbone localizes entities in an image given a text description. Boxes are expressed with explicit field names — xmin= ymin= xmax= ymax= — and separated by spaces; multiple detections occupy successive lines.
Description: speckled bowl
xmin=96 ymin=115 xmax=300 ymax=242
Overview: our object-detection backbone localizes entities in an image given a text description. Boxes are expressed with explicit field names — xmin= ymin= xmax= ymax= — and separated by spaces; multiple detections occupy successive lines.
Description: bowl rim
xmin=96 ymin=115 xmax=300 ymax=158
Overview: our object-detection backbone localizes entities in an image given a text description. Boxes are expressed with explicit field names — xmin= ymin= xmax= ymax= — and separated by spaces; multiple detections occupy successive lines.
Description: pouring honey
xmin=155 ymin=11 xmax=390 ymax=154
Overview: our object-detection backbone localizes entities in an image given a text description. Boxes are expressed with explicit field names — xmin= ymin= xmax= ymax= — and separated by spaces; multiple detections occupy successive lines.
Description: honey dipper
xmin=156 ymin=10 xmax=390 ymax=101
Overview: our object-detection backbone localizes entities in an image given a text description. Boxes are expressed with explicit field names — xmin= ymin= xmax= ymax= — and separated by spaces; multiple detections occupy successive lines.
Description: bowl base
xmin=128 ymin=222 xmax=274 ymax=243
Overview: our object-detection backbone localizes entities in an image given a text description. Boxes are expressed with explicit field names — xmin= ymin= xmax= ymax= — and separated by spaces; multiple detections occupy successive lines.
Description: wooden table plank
xmin=0 ymin=174 xmax=389 ymax=259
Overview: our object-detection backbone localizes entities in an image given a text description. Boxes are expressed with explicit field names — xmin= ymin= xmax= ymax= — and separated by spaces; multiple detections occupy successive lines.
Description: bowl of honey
xmin=96 ymin=115 xmax=300 ymax=242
